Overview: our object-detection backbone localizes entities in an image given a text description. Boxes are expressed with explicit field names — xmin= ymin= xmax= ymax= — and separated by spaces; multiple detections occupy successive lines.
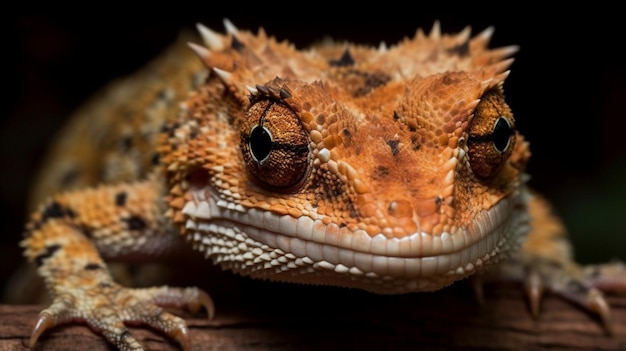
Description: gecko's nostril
xmin=387 ymin=200 xmax=413 ymax=218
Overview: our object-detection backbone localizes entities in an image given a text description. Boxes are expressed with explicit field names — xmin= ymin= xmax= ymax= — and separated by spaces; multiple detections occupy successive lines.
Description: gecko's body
xmin=20 ymin=20 xmax=626 ymax=350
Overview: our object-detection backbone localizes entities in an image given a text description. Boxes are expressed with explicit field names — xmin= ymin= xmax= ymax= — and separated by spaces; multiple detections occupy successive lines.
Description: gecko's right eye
xmin=240 ymin=99 xmax=311 ymax=192
xmin=466 ymin=89 xmax=517 ymax=179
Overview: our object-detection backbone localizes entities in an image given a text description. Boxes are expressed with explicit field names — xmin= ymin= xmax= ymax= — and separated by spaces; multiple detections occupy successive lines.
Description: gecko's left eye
xmin=240 ymin=99 xmax=311 ymax=191
xmin=467 ymin=89 xmax=516 ymax=179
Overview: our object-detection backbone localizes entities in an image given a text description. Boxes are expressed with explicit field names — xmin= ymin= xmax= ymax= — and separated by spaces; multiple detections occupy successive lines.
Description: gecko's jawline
xmin=183 ymin=186 xmax=528 ymax=282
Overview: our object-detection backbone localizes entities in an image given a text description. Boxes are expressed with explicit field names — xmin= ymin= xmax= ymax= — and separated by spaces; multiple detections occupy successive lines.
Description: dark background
xmin=2 ymin=12 xmax=625 ymax=300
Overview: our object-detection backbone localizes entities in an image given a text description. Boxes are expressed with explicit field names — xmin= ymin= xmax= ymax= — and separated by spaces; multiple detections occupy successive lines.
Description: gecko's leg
xmin=482 ymin=193 xmax=626 ymax=334
xmin=21 ymin=175 xmax=214 ymax=351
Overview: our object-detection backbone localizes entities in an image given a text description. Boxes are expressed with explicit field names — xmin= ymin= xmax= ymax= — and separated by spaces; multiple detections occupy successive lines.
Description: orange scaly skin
xmin=20 ymin=20 xmax=626 ymax=350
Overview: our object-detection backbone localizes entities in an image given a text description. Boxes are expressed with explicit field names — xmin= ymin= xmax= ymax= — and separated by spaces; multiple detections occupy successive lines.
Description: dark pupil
xmin=250 ymin=126 xmax=272 ymax=161
xmin=492 ymin=117 xmax=512 ymax=152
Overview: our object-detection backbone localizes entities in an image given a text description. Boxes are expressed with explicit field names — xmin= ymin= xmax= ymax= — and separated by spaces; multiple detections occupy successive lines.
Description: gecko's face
xmin=161 ymin=21 xmax=532 ymax=293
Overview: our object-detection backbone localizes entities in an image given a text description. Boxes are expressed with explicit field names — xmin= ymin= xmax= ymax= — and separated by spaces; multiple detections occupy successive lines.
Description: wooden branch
xmin=2 ymin=281 xmax=626 ymax=351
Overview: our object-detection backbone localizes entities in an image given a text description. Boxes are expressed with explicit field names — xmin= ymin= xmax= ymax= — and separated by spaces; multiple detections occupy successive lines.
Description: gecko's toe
xmin=534 ymin=268 xmax=614 ymax=334
xmin=556 ymin=281 xmax=613 ymax=335
xmin=583 ymin=260 xmax=626 ymax=293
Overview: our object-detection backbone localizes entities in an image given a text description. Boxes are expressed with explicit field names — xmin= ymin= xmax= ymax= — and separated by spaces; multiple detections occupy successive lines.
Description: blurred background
xmin=2 ymin=11 xmax=625 ymax=301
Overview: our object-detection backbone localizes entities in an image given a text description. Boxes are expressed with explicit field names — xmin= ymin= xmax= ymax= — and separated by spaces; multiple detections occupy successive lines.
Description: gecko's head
xmin=161 ymin=20 xmax=531 ymax=293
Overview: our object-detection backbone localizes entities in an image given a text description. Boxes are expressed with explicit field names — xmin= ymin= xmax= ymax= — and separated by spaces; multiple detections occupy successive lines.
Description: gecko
xmin=19 ymin=19 xmax=626 ymax=350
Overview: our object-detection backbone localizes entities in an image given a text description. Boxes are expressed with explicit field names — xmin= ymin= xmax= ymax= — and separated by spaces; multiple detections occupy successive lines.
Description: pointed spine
xmin=489 ymin=45 xmax=520 ymax=60
xmin=223 ymin=18 xmax=239 ymax=35
xmin=246 ymin=85 xmax=258 ymax=95
xmin=378 ymin=41 xmax=388 ymax=52
xmin=429 ymin=21 xmax=441 ymax=40
xmin=473 ymin=26 xmax=495 ymax=49
xmin=212 ymin=67 xmax=232 ymax=84
xmin=187 ymin=42 xmax=211 ymax=61
xmin=196 ymin=23 xmax=224 ymax=51
xmin=456 ymin=26 xmax=471 ymax=43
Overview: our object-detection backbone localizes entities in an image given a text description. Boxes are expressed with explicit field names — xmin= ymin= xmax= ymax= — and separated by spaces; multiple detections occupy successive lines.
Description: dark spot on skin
xmin=589 ymin=266 xmax=602 ymax=279
xmin=231 ymin=35 xmax=245 ymax=51
xmin=124 ymin=216 xmax=146 ymax=230
xmin=189 ymin=130 xmax=199 ymax=139
xmin=316 ymin=179 xmax=344 ymax=202
xmin=60 ymin=167 xmax=79 ymax=186
xmin=353 ymin=70 xmax=391 ymax=97
xmin=329 ymin=49 xmax=355 ymax=67
xmin=347 ymin=201 xmax=359 ymax=218
xmin=161 ymin=122 xmax=178 ymax=134
xmin=411 ymin=136 xmax=420 ymax=150
xmin=166 ymin=122 xmax=181 ymax=138
xmin=342 ymin=129 xmax=351 ymax=139
xmin=84 ymin=263 xmax=103 ymax=270
xmin=151 ymin=153 xmax=160 ymax=165
xmin=386 ymin=139 xmax=400 ymax=157
xmin=435 ymin=196 xmax=443 ymax=207
xmin=79 ymin=225 xmax=93 ymax=239
xmin=42 ymin=202 xmax=76 ymax=222
xmin=121 ymin=136 xmax=133 ymax=151
xmin=326 ymin=182 xmax=344 ymax=198
xmin=375 ymin=165 xmax=389 ymax=178
xmin=115 ymin=192 xmax=127 ymax=206
xmin=35 ymin=244 xmax=61 ymax=267
xmin=156 ymin=89 xmax=171 ymax=103
xmin=442 ymin=75 xmax=456 ymax=85
xmin=566 ymin=279 xmax=589 ymax=296
xmin=99 ymin=282 xmax=113 ymax=288
xmin=446 ymin=40 xmax=470 ymax=57
xmin=393 ymin=111 xmax=401 ymax=121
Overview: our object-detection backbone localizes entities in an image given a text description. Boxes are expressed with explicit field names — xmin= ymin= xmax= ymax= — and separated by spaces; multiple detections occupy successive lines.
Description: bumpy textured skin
xmin=20 ymin=20 xmax=626 ymax=350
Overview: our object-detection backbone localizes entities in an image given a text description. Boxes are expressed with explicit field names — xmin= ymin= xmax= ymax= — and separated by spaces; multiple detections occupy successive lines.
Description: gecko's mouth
xmin=183 ymin=186 xmax=530 ymax=293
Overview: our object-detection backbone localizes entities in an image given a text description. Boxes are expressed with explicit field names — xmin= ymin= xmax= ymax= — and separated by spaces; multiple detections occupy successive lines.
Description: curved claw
xmin=169 ymin=324 xmax=192 ymax=351
xmin=524 ymin=271 xmax=544 ymax=318
xmin=29 ymin=312 xmax=56 ymax=347
xmin=197 ymin=289 xmax=215 ymax=320
xmin=587 ymin=288 xmax=613 ymax=335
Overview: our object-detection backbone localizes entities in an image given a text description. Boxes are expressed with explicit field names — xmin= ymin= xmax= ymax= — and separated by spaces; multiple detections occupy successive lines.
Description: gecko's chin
xmin=182 ymin=186 xmax=530 ymax=294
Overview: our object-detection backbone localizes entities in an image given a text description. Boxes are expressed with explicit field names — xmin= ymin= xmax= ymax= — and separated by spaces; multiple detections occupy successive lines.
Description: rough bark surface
xmin=2 ymin=280 xmax=626 ymax=351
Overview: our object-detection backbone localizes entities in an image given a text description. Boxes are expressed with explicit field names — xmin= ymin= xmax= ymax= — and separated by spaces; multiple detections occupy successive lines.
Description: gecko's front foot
xmin=29 ymin=283 xmax=214 ymax=351
xmin=523 ymin=258 xmax=617 ymax=334
xmin=481 ymin=255 xmax=626 ymax=335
